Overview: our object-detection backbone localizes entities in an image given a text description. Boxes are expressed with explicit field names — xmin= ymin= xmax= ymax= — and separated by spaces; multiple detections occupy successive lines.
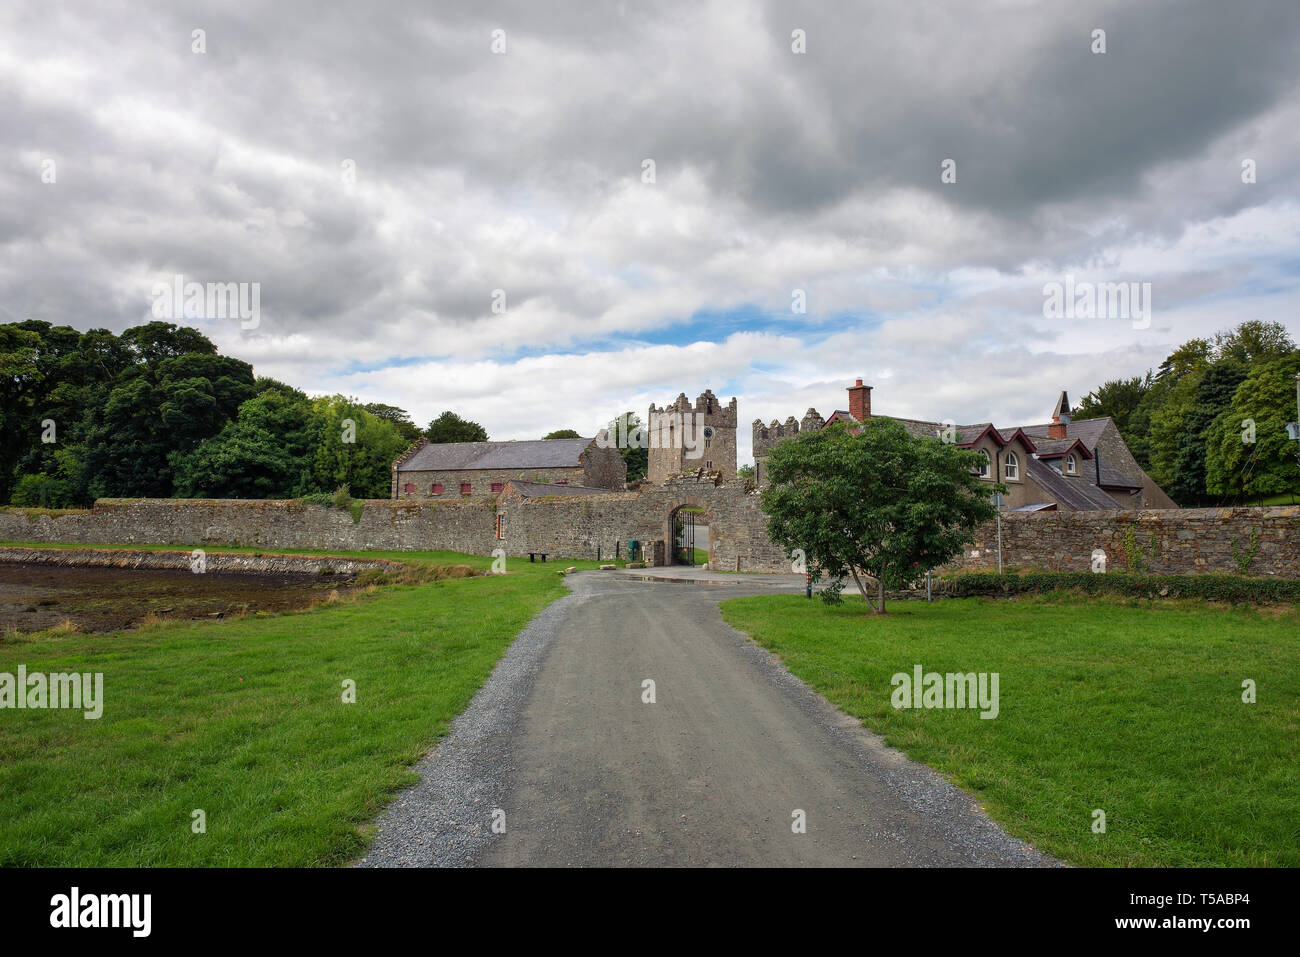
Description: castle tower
xmin=647 ymin=389 xmax=738 ymax=483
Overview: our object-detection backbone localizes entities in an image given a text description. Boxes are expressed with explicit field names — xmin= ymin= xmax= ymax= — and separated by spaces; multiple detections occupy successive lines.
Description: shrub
xmin=940 ymin=571 xmax=1300 ymax=604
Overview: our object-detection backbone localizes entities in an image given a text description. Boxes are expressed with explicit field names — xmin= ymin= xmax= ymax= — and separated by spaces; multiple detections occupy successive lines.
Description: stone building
xmin=753 ymin=380 xmax=1176 ymax=511
xmin=391 ymin=436 xmax=625 ymax=499
xmin=646 ymin=389 xmax=738 ymax=484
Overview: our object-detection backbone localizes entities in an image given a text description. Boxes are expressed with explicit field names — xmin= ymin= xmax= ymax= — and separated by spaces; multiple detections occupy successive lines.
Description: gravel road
xmin=357 ymin=571 xmax=1057 ymax=867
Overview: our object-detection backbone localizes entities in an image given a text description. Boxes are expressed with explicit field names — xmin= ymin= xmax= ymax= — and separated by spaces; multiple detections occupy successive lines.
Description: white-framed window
xmin=1005 ymin=452 xmax=1019 ymax=481
xmin=974 ymin=450 xmax=991 ymax=478
xmin=1066 ymin=453 xmax=1077 ymax=475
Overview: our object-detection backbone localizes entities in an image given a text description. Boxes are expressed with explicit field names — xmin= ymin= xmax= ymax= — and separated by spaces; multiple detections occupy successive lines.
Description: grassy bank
xmin=0 ymin=548 xmax=600 ymax=866
xmin=719 ymin=593 xmax=1300 ymax=867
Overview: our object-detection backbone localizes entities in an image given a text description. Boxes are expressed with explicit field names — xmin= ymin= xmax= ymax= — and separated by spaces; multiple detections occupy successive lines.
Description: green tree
xmin=363 ymin=403 xmax=422 ymax=444
xmin=172 ymin=389 xmax=317 ymax=499
xmin=1212 ymin=320 xmax=1295 ymax=365
xmin=761 ymin=419 xmax=999 ymax=614
xmin=300 ymin=396 xmax=409 ymax=498
xmin=1205 ymin=354 xmax=1300 ymax=502
xmin=606 ymin=412 xmax=648 ymax=482
xmin=543 ymin=429 xmax=582 ymax=439
xmin=78 ymin=334 xmax=257 ymax=498
xmin=1073 ymin=373 xmax=1152 ymax=434
xmin=425 ymin=410 xmax=488 ymax=444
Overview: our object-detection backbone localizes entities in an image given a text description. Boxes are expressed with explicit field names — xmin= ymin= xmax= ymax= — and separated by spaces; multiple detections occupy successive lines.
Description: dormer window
xmin=1005 ymin=452 xmax=1019 ymax=481
xmin=1066 ymin=453 xmax=1077 ymax=475
xmin=973 ymin=450 xmax=990 ymax=479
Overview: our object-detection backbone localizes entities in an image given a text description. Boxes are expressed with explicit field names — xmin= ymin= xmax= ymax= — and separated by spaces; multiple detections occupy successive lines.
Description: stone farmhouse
xmin=753 ymin=380 xmax=1176 ymax=511
xmin=391 ymin=436 xmax=625 ymax=499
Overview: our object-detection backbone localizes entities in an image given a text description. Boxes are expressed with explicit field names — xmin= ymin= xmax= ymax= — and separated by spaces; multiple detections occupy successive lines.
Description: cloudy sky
xmin=5 ymin=0 xmax=1300 ymax=464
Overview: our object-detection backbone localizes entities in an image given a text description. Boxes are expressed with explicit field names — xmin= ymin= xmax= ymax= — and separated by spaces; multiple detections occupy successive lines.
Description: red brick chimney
xmin=848 ymin=379 xmax=872 ymax=421
xmin=1048 ymin=390 xmax=1071 ymax=439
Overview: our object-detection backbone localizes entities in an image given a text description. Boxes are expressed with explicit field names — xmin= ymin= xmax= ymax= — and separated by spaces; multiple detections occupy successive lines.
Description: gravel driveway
xmin=357 ymin=571 xmax=1057 ymax=867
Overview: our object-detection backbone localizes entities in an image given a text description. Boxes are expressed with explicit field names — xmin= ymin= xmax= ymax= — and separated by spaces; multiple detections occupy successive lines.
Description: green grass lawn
xmin=719 ymin=592 xmax=1300 ymax=867
xmin=0 ymin=547 xmax=601 ymax=866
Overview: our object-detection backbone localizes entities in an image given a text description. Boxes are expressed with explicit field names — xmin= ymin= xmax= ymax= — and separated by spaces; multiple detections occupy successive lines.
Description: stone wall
xmin=396 ymin=466 xmax=586 ymax=499
xmin=3 ymin=497 xmax=1297 ymax=578
xmin=498 ymin=472 xmax=786 ymax=569
xmin=0 ymin=546 xmax=396 ymax=576
xmin=950 ymin=506 xmax=1300 ymax=577
xmin=579 ymin=445 xmax=629 ymax=489
xmin=0 ymin=499 xmax=499 ymax=554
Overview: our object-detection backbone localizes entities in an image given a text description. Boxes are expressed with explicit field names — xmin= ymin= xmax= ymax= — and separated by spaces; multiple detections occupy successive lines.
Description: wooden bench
xmin=528 ymin=552 xmax=548 ymax=563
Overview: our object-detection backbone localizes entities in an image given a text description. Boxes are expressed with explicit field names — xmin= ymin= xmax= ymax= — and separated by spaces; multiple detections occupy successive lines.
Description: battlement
xmin=752 ymin=408 xmax=826 ymax=459
xmin=647 ymin=388 xmax=738 ymax=483
xmin=649 ymin=389 xmax=738 ymax=426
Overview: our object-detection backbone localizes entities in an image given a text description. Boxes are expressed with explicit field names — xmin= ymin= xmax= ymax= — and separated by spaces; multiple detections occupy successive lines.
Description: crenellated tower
xmin=647 ymin=389 xmax=738 ymax=483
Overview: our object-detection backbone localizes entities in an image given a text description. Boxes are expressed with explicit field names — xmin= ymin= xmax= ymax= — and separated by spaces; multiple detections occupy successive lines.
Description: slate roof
xmin=1025 ymin=456 xmax=1123 ymax=510
xmin=879 ymin=417 xmax=1004 ymax=445
xmin=399 ymin=437 xmax=593 ymax=472
xmin=1010 ymin=417 xmax=1111 ymax=450
xmin=505 ymin=480 xmax=613 ymax=498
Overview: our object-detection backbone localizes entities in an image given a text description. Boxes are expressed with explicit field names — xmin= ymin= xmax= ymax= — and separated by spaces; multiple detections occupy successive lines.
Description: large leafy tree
xmin=1163 ymin=360 xmax=1247 ymax=506
xmin=606 ymin=411 xmax=648 ymax=481
xmin=301 ymin=396 xmax=409 ymax=498
xmin=171 ymin=389 xmax=317 ymax=499
xmin=77 ymin=329 xmax=257 ymax=498
xmin=1073 ymin=373 xmax=1152 ymax=434
xmin=761 ymin=419 xmax=999 ymax=614
xmin=1204 ymin=353 xmax=1300 ymax=502
xmin=1212 ymin=320 xmax=1295 ymax=365
xmin=363 ymin=403 xmax=422 ymax=444
xmin=424 ymin=410 xmax=488 ymax=444
xmin=543 ymin=429 xmax=582 ymax=439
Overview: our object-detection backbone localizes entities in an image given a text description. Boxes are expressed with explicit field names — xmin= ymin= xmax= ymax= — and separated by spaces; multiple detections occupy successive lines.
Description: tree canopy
xmin=761 ymin=419 xmax=1000 ymax=614
xmin=425 ymin=410 xmax=488 ymax=444
xmin=1 ymin=321 xmax=421 ymax=503
xmin=1074 ymin=320 xmax=1298 ymax=505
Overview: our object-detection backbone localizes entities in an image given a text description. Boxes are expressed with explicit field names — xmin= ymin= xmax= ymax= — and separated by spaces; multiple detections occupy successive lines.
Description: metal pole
xmin=805 ymin=568 xmax=811 ymax=599
xmin=926 ymin=569 xmax=932 ymax=602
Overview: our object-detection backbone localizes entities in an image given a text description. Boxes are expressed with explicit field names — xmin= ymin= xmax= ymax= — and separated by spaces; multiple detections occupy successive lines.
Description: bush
xmin=940 ymin=571 xmax=1300 ymax=604
xmin=9 ymin=473 xmax=74 ymax=508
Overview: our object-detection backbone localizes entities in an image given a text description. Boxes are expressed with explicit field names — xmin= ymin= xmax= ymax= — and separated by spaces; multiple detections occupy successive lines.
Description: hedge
xmin=936 ymin=571 xmax=1300 ymax=604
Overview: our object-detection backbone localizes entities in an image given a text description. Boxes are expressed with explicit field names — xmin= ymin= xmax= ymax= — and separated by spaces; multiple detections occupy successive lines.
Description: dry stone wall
xmin=950 ymin=506 xmax=1300 ymax=577
xmin=2 ymin=495 xmax=1297 ymax=578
